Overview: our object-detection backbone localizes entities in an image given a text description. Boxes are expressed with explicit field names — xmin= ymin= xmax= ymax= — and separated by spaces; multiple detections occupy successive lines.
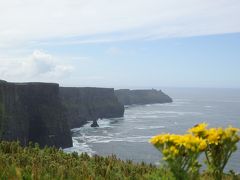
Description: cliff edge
xmin=115 ymin=89 xmax=173 ymax=105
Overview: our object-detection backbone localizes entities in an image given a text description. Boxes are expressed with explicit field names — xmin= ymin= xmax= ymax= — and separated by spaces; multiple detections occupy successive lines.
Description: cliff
xmin=0 ymin=80 xmax=72 ymax=148
xmin=60 ymin=87 xmax=124 ymax=128
xmin=114 ymin=89 xmax=173 ymax=105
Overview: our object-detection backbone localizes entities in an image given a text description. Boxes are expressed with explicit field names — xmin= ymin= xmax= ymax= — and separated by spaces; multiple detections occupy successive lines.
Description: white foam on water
xmin=174 ymin=98 xmax=191 ymax=102
xmin=64 ymin=136 xmax=95 ymax=155
xmin=145 ymin=104 xmax=152 ymax=107
xmin=67 ymin=107 xmax=202 ymax=157
xmin=132 ymin=110 xmax=202 ymax=116
xmin=71 ymin=134 xmax=153 ymax=144
xmin=156 ymin=115 xmax=179 ymax=118
xmin=154 ymin=111 xmax=202 ymax=116
xmin=204 ymin=105 xmax=213 ymax=108
xmin=163 ymin=104 xmax=181 ymax=107
xmin=134 ymin=112 xmax=154 ymax=115
xmin=65 ymin=119 xmax=115 ymax=155
xmin=103 ymin=130 xmax=108 ymax=134
xmin=95 ymin=119 xmax=112 ymax=128
xmin=153 ymin=102 xmax=182 ymax=107
xmin=135 ymin=126 xmax=165 ymax=130
xmin=124 ymin=115 xmax=138 ymax=119
xmin=93 ymin=136 xmax=153 ymax=143
xmin=71 ymin=127 xmax=82 ymax=133
xmin=138 ymin=115 xmax=159 ymax=119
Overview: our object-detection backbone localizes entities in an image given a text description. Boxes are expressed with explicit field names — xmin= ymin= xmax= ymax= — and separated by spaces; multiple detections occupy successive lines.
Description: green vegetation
xmin=0 ymin=141 xmax=239 ymax=180
xmin=0 ymin=141 xmax=155 ymax=179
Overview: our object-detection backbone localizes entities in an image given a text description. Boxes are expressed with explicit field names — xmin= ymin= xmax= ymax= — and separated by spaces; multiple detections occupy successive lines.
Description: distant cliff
xmin=0 ymin=80 xmax=72 ymax=148
xmin=60 ymin=87 xmax=124 ymax=129
xmin=115 ymin=89 xmax=173 ymax=105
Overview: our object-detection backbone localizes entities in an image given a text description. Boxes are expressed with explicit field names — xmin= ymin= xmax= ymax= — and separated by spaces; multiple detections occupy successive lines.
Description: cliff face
xmin=115 ymin=89 xmax=173 ymax=105
xmin=60 ymin=87 xmax=124 ymax=129
xmin=0 ymin=81 xmax=29 ymax=145
xmin=0 ymin=81 xmax=72 ymax=148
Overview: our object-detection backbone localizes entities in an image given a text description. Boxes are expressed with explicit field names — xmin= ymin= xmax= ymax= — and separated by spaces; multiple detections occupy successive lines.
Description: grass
xmin=0 ymin=141 xmax=239 ymax=180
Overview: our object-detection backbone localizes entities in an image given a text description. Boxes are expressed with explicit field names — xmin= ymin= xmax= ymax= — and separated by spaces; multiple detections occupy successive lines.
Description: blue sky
xmin=44 ymin=33 xmax=240 ymax=88
xmin=0 ymin=0 xmax=240 ymax=88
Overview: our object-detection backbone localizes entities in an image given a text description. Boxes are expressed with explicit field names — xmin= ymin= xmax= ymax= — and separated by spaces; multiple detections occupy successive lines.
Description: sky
xmin=0 ymin=0 xmax=240 ymax=88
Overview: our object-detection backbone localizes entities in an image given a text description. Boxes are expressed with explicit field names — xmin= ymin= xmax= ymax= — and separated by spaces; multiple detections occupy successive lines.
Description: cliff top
xmin=0 ymin=79 xmax=59 ymax=86
xmin=60 ymin=86 xmax=114 ymax=90
xmin=0 ymin=80 xmax=7 ymax=83
xmin=115 ymin=89 xmax=162 ymax=92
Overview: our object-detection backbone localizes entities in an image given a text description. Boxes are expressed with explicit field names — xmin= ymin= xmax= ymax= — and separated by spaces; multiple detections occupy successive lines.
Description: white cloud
xmin=23 ymin=50 xmax=55 ymax=75
xmin=0 ymin=0 xmax=240 ymax=47
xmin=0 ymin=50 xmax=74 ymax=82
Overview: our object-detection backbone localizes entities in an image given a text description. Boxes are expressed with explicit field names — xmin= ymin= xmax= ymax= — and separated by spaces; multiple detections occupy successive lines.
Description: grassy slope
xmin=0 ymin=141 xmax=239 ymax=180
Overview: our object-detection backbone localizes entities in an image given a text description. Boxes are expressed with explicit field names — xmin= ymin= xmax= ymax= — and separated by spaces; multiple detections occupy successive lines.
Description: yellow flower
xmin=206 ymin=128 xmax=221 ymax=144
xmin=188 ymin=123 xmax=208 ymax=136
xmin=150 ymin=123 xmax=239 ymax=179
xmin=150 ymin=133 xmax=173 ymax=145
xmin=149 ymin=137 xmax=158 ymax=144
xmin=224 ymin=126 xmax=239 ymax=139
xmin=226 ymin=126 xmax=239 ymax=133
xmin=199 ymin=140 xmax=207 ymax=151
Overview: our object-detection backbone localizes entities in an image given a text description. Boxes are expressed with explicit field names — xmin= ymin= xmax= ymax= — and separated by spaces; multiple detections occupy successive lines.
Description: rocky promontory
xmin=0 ymin=80 xmax=72 ymax=148
xmin=115 ymin=89 xmax=173 ymax=105
xmin=60 ymin=87 xmax=124 ymax=129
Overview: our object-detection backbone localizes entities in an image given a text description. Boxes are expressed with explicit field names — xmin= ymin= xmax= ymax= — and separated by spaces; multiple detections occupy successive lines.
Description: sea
xmin=64 ymin=87 xmax=240 ymax=172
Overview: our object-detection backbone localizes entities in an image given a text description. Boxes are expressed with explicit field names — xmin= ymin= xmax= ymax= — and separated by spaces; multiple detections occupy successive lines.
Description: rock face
xmin=60 ymin=87 xmax=124 ymax=129
xmin=91 ymin=120 xmax=99 ymax=127
xmin=0 ymin=81 xmax=72 ymax=148
xmin=115 ymin=89 xmax=173 ymax=105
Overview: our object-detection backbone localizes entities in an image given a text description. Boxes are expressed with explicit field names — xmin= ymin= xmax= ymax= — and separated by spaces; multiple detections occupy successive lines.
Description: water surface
xmin=65 ymin=88 xmax=240 ymax=172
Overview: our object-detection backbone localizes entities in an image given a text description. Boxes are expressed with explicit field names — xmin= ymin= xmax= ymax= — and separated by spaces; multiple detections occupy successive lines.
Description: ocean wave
xmin=204 ymin=105 xmax=213 ymax=108
xmin=157 ymin=111 xmax=202 ymax=116
xmin=174 ymin=98 xmax=192 ymax=102
xmin=71 ymin=135 xmax=153 ymax=144
xmin=156 ymin=115 xmax=179 ymax=118
xmin=135 ymin=126 xmax=165 ymax=130
xmin=64 ymin=137 xmax=95 ymax=155
xmin=95 ymin=136 xmax=153 ymax=143
xmin=124 ymin=115 xmax=138 ymax=119
xmin=163 ymin=104 xmax=181 ymax=107
xmin=138 ymin=115 xmax=159 ymax=119
xmin=132 ymin=110 xmax=202 ymax=116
